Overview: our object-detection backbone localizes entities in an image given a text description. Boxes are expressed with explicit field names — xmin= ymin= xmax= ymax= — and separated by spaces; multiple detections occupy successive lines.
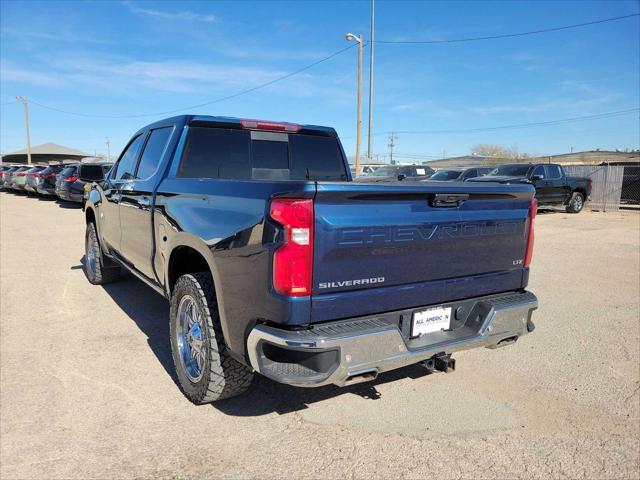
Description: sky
xmin=1 ymin=0 xmax=639 ymax=163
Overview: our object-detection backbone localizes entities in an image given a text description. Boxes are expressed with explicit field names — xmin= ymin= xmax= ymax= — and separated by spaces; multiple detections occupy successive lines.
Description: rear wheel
xmin=170 ymin=272 xmax=253 ymax=404
xmin=84 ymin=222 xmax=121 ymax=284
xmin=566 ymin=192 xmax=585 ymax=213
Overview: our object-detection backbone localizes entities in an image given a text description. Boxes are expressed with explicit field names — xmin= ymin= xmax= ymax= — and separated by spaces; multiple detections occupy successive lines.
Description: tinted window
xmin=289 ymin=134 xmax=346 ymax=181
xmin=545 ymin=164 xmax=562 ymax=179
xmin=252 ymin=140 xmax=288 ymax=170
xmin=114 ymin=135 xmax=145 ymax=180
xmin=178 ymin=127 xmax=347 ymax=181
xmin=137 ymin=127 xmax=173 ymax=179
xmin=531 ymin=165 xmax=545 ymax=179
xmin=490 ymin=164 xmax=531 ymax=176
xmin=178 ymin=128 xmax=251 ymax=179
xmin=431 ymin=170 xmax=462 ymax=180
xmin=80 ymin=164 xmax=106 ymax=181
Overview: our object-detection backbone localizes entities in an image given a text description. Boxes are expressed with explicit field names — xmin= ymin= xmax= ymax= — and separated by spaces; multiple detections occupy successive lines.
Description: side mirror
xmin=397 ymin=174 xmax=406 ymax=181
xmin=79 ymin=164 xmax=106 ymax=183
xmin=531 ymin=175 xmax=543 ymax=182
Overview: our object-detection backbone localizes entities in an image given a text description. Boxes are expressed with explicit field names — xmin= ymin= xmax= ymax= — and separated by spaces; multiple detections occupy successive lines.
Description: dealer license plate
xmin=412 ymin=306 xmax=452 ymax=337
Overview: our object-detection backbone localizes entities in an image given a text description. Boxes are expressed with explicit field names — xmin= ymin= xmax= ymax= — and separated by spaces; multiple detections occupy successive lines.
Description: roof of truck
xmin=138 ymin=115 xmax=338 ymax=137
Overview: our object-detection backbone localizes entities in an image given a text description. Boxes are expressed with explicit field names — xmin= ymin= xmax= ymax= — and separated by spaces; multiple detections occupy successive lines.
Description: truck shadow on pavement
xmin=77 ymin=257 xmax=433 ymax=416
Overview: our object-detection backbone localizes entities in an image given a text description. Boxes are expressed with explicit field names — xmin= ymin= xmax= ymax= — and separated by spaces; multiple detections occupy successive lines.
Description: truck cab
xmin=471 ymin=163 xmax=591 ymax=213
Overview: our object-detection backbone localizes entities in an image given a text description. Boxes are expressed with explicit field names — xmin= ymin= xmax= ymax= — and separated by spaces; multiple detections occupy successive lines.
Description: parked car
xmin=0 ymin=165 xmax=18 ymax=188
xmin=2 ymin=166 xmax=20 ymax=189
xmin=78 ymin=163 xmax=113 ymax=207
xmin=83 ymin=115 xmax=538 ymax=404
xmin=24 ymin=165 xmax=47 ymax=195
xmin=35 ymin=164 xmax=66 ymax=197
xmin=354 ymin=164 xmax=435 ymax=182
xmin=9 ymin=166 xmax=37 ymax=192
xmin=470 ymin=163 xmax=591 ymax=213
xmin=55 ymin=164 xmax=84 ymax=202
xmin=427 ymin=167 xmax=492 ymax=182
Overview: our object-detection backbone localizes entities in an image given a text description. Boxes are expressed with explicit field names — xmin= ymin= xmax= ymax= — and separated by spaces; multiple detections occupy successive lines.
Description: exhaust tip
xmin=345 ymin=370 xmax=378 ymax=385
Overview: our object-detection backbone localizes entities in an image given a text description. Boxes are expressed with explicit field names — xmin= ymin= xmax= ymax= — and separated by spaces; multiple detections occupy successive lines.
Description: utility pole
xmin=367 ymin=0 xmax=375 ymax=160
xmin=388 ymin=132 xmax=397 ymax=165
xmin=345 ymin=33 xmax=364 ymax=177
xmin=105 ymin=137 xmax=112 ymax=162
xmin=16 ymin=96 xmax=32 ymax=164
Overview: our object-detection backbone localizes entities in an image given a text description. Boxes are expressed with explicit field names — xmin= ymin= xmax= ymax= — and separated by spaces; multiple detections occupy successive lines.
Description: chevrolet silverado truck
xmin=471 ymin=163 xmax=591 ymax=213
xmin=82 ymin=115 xmax=538 ymax=404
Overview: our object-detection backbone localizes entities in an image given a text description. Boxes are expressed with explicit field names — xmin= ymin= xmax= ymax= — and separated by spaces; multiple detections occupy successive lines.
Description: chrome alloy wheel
xmin=176 ymin=295 xmax=207 ymax=383
xmin=86 ymin=237 xmax=96 ymax=275
xmin=573 ymin=194 xmax=583 ymax=211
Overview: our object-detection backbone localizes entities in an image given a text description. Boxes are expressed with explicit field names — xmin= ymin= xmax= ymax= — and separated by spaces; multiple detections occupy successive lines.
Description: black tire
xmin=170 ymin=273 xmax=253 ymax=404
xmin=566 ymin=192 xmax=585 ymax=213
xmin=84 ymin=222 xmax=121 ymax=284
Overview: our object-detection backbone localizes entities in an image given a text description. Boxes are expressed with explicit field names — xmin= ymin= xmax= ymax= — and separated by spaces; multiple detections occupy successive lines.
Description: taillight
xmin=65 ymin=176 xmax=78 ymax=182
xmin=43 ymin=173 xmax=56 ymax=179
xmin=16 ymin=173 xmax=26 ymax=177
xmin=524 ymin=197 xmax=537 ymax=267
xmin=241 ymin=119 xmax=301 ymax=133
xmin=269 ymin=198 xmax=314 ymax=296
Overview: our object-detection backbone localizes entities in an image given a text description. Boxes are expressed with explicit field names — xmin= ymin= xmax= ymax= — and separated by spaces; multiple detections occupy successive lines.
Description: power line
xmin=373 ymin=13 xmax=640 ymax=44
xmin=339 ymin=108 xmax=639 ymax=140
xmin=393 ymin=109 xmax=640 ymax=134
xmin=1 ymin=100 xmax=20 ymax=106
xmin=26 ymin=44 xmax=358 ymax=119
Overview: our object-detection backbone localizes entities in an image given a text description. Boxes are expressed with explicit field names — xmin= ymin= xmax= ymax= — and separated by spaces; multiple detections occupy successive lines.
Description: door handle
xmin=138 ymin=197 xmax=151 ymax=208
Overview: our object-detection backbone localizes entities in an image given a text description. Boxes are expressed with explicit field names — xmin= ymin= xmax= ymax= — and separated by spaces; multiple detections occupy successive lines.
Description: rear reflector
xmin=269 ymin=198 xmax=314 ymax=296
xmin=241 ymin=119 xmax=301 ymax=133
xmin=524 ymin=197 xmax=537 ymax=267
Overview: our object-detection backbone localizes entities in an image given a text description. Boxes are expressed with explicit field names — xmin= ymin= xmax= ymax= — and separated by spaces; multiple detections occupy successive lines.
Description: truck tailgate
xmin=311 ymin=181 xmax=534 ymax=322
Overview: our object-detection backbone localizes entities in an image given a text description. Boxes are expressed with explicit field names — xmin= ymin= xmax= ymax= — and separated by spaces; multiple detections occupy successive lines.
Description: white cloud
xmin=124 ymin=2 xmax=216 ymax=23
xmin=0 ymin=61 xmax=65 ymax=87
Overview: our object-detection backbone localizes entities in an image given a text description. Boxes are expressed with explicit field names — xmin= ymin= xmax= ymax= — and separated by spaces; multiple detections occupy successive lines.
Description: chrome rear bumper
xmin=247 ymin=291 xmax=537 ymax=387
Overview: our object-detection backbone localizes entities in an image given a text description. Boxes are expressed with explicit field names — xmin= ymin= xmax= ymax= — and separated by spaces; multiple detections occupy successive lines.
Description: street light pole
xmin=345 ymin=33 xmax=363 ymax=177
xmin=16 ymin=96 xmax=32 ymax=164
xmin=105 ymin=137 xmax=112 ymax=162
xmin=367 ymin=0 xmax=375 ymax=160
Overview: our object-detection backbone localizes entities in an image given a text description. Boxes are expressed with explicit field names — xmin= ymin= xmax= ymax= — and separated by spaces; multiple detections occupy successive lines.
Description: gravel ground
xmin=1 ymin=191 xmax=639 ymax=479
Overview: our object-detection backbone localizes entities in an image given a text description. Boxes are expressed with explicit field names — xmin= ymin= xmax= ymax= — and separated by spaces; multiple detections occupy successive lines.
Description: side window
xmin=464 ymin=169 xmax=477 ymax=179
xmin=545 ymin=164 xmax=562 ymax=179
xmin=531 ymin=165 xmax=545 ymax=179
xmin=136 ymin=127 xmax=173 ymax=180
xmin=114 ymin=135 xmax=145 ymax=180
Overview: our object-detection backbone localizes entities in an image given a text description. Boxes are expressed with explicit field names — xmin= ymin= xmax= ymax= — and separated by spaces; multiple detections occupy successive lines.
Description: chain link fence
xmin=620 ymin=164 xmax=640 ymax=206
xmin=563 ymin=165 xmax=627 ymax=212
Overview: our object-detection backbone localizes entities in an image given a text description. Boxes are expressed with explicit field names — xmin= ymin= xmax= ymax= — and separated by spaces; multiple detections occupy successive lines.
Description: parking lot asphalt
xmin=1 ymin=191 xmax=639 ymax=479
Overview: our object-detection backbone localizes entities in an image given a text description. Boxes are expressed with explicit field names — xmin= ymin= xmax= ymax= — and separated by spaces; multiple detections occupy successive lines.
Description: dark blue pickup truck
xmin=82 ymin=115 xmax=538 ymax=404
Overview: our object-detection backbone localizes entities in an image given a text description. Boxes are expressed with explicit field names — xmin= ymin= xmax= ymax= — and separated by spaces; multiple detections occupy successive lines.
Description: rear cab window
xmin=177 ymin=126 xmax=347 ymax=181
